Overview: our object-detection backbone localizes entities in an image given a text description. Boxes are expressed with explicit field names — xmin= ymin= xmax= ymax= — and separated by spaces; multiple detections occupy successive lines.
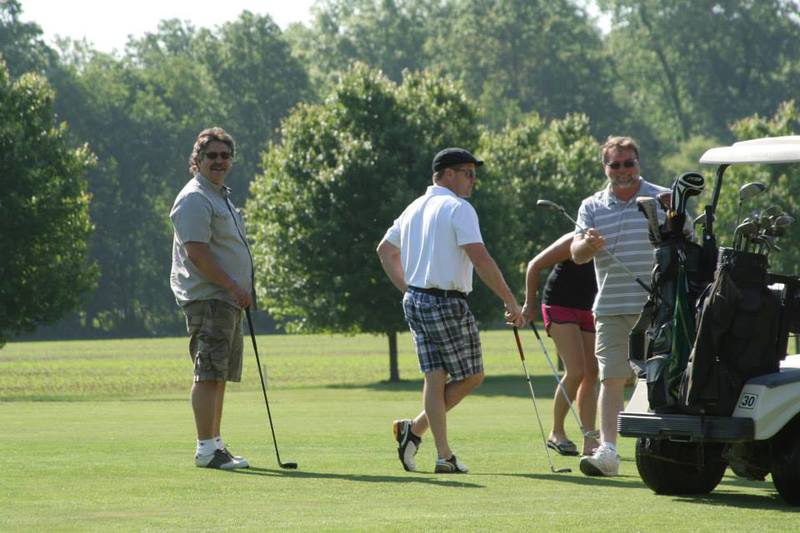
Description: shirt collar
xmin=195 ymin=173 xmax=232 ymax=197
xmin=602 ymin=177 xmax=642 ymax=207
xmin=428 ymin=184 xmax=458 ymax=198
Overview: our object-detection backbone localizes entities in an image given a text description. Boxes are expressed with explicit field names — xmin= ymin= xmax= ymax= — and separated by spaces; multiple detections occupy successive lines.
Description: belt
xmin=407 ymin=286 xmax=467 ymax=300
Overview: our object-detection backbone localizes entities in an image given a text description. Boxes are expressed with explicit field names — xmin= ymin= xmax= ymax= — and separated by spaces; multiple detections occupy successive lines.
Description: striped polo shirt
xmin=576 ymin=178 xmax=670 ymax=316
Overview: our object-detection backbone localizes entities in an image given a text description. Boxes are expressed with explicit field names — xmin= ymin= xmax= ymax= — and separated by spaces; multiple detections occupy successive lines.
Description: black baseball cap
xmin=432 ymin=147 xmax=484 ymax=172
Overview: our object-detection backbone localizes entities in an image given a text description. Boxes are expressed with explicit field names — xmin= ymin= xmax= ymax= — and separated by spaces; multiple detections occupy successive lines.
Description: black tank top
xmin=541 ymin=260 xmax=597 ymax=310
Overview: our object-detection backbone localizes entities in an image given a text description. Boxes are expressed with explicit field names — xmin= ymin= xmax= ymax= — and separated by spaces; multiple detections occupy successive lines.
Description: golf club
xmin=245 ymin=308 xmax=298 ymax=470
xmin=671 ymin=172 xmax=705 ymax=216
xmin=693 ymin=212 xmax=706 ymax=228
xmin=636 ymin=196 xmax=662 ymax=245
xmin=734 ymin=182 xmax=767 ymax=228
xmin=536 ymin=199 xmax=651 ymax=292
xmin=512 ymin=327 xmax=571 ymax=473
xmin=529 ymin=323 xmax=600 ymax=442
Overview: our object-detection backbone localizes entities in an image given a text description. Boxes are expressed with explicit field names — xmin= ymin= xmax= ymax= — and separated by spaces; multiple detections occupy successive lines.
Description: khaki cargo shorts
xmin=595 ymin=314 xmax=638 ymax=381
xmin=183 ymin=299 xmax=243 ymax=382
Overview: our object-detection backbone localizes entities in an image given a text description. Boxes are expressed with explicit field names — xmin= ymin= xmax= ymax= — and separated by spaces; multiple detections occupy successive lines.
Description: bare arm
xmin=185 ymin=242 xmax=252 ymax=308
xmin=462 ymin=242 xmax=524 ymax=327
xmin=522 ymin=232 xmax=573 ymax=323
xmin=376 ymin=238 xmax=407 ymax=293
xmin=570 ymin=228 xmax=606 ymax=265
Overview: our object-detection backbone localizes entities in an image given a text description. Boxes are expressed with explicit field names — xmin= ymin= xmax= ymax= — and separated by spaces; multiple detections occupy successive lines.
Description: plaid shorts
xmin=402 ymin=290 xmax=483 ymax=381
xmin=183 ymin=299 xmax=243 ymax=382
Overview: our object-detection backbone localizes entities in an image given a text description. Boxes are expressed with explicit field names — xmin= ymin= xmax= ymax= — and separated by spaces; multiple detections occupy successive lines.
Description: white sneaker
xmin=435 ymin=455 xmax=469 ymax=474
xmin=579 ymin=444 xmax=620 ymax=477
xmin=195 ymin=449 xmax=249 ymax=470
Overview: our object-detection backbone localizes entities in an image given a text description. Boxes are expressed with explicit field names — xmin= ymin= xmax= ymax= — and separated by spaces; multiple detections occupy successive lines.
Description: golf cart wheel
xmin=771 ymin=419 xmax=800 ymax=505
xmin=635 ymin=438 xmax=727 ymax=495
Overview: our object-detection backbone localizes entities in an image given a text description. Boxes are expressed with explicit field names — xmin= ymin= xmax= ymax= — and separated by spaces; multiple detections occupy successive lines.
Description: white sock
xmin=214 ymin=436 xmax=224 ymax=450
xmin=602 ymin=442 xmax=617 ymax=452
xmin=196 ymin=438 xmax=216 ymax=456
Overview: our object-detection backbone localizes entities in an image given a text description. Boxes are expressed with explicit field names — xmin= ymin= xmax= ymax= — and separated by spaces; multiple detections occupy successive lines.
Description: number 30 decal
xmin=738 ymin=393 xmax=758 ymax=410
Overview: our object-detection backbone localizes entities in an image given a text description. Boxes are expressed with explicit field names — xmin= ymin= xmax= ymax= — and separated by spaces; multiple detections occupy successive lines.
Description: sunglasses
xmin=204 ymin=151 xmax=232 ymax=160
xmin=605 ymin=158 xmax=638 ymax=169
xmin=452 ymin=168 xmax=477 ymax=178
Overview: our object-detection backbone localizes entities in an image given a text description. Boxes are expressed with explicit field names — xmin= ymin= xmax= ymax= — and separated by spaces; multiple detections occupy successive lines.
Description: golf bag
xmin=679 ymin=248 xmax=784 ymax=415
xmin=629 ymin=237 xmax=712 ymax=412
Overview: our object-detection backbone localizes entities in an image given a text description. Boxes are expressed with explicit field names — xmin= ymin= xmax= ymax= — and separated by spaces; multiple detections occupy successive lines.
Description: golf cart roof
xmin=700 ymin=136 xmax=800 ymax=165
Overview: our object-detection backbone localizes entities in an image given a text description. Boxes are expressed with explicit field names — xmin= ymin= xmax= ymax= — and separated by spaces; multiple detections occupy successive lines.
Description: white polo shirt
xmin=383 ymin=185 xmax=483 ymax=294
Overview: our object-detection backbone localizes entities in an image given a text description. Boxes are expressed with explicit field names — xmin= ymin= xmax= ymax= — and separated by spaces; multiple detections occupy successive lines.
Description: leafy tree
xmin=0 ymin=60 xmax=96 ymax=346
xmin=429 ymin=0 xmax=622 ymax=135
xmin=599 ymin=0 xmax=800 ymax=154
xmin=0 ymin=0 xmax=57 ymax=78
xmin=711 ymin=101 xmax=800 ymax=275
xmin=285 ymin=0 xmax=439 ymax=95
xmin=475 ymin=113 xmax=600 ymax=306
xmin=193 ymin=11 xmax=310 ymax=200
xmin=247 ymin=63 xmax=480 ymax=380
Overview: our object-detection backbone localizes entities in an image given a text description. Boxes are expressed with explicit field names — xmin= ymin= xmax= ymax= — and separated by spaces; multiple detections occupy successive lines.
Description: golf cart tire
xmin=635 ymin=438 xmax=727 ymax=495
xmin=771 ymin=419 xmax=800 ymax=506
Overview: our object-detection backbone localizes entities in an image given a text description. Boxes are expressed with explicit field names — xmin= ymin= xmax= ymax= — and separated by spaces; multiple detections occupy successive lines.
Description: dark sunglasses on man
xmin=204 ymin=151 xmax=232 ymax=160
xmin=605 ymin=158 xmax=638 ymax=169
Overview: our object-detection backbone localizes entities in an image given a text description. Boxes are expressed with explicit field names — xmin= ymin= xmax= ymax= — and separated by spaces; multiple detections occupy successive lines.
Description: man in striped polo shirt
xmin=571 ymin=136 xmax=669 ymax=476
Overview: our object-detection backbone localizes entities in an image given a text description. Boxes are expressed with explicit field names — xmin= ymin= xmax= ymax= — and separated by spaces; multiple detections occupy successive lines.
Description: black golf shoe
xmin=392 ymin=419 xmax=421 ymax=472
xmin=195 ymin=448 xmax=249 ymax=470
xmin=434 ymin=455 xmax=469 ymax=473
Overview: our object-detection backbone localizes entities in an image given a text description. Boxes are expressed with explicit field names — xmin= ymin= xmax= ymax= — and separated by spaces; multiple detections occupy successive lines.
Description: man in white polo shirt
xmin=377 ymin=147 xmax=525 ymax=474
xmin=571 ymin=136 xmax=669 ymax=476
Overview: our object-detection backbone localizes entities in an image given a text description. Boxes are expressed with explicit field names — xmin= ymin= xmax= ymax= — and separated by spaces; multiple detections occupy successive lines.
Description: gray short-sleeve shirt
xmin=170 ymin=174 xmax=253 ymax=306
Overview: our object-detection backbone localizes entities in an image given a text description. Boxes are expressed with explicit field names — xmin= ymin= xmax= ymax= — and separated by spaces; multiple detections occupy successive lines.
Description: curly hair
xmin=188 ymin=127 xmax=236 ymax=175
xmin=601 ymin=135 xmax=639 ymax=163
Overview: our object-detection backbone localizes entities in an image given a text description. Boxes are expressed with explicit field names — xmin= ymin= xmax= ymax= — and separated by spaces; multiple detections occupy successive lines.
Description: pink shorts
xmin=541 ymin=304 xmax=595 ymax=334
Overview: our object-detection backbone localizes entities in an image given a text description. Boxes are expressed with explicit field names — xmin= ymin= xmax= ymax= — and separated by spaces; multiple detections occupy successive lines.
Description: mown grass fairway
xmin=1 ymin=330 xmax=794 ymax=531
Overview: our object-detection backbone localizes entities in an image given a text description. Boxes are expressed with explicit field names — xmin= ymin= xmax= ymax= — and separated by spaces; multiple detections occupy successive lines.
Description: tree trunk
xmin=387 ymin=331 xmax=400 ymax=382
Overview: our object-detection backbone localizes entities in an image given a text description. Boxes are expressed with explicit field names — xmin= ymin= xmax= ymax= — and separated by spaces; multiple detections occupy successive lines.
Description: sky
xmin=18 ymin=0 xmax=317 ymax=54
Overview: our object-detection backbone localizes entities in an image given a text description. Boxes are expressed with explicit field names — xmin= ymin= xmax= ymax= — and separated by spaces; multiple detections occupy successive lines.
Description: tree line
xmin=2 ymin=1 xmax=800 ymax=375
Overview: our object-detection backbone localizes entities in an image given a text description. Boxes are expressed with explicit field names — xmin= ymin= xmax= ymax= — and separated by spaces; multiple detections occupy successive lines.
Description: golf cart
xmin=619 ymin=136 xmax=800 ymax=505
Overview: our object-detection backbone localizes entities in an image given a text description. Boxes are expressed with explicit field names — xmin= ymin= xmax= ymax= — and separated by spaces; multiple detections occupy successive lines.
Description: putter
xmin=529 ymin=323 xmax=600 ymax=442
xmin=512 ymin=327 xmax=571 ymax=473
xmin=245 ymin=308 xmax=298 ymax=470
xmin=636 ymin=196 xmax=662 ymax=245
xmin=536 ymin=199 xmax=651 ymax=292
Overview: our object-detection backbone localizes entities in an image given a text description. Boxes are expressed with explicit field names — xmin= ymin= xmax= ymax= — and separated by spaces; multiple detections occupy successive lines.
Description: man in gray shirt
xmin=170 ymin=127 xmax=254 ymax=470
xmin=571 ymin=136 xmax=669 ymax=476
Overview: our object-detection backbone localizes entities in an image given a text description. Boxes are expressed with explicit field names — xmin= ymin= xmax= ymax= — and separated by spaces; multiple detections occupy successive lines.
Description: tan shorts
xmin=595 ymin=314 xmax=638 ymax=381
xmin=184 ymin=299 xmax=243 ymax=382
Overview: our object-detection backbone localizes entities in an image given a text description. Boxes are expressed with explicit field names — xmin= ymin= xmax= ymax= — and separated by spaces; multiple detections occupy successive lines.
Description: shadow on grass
xmin=664 ymin=476 xmax=795 ymax=511
xmin=481 ymin=471 xmax=644 ymax=488
xmin=230 ymin=467 xmax=484 ymax=488
xmin=328 ymin=374 xmax=638 ymax=401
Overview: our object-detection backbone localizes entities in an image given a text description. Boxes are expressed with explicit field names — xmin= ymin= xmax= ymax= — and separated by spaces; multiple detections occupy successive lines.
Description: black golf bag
xmin=679 ymin=248 xmax=786 ymax=415
xmin=629 ymin=236 xmax=713 ymax=412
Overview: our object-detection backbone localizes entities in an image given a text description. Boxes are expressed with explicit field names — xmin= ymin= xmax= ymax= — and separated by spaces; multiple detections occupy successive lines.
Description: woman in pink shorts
xmin=522 ymin=232 xmax=598 ymax=456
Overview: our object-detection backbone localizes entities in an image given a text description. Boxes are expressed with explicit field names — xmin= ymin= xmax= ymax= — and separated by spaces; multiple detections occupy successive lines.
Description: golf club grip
xmin=512 ymin=327 xmax=526 ymax=361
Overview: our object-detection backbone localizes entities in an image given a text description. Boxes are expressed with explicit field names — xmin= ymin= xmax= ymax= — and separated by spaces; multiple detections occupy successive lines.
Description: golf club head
xmin=672 ymin=172 xmax=705 ymax=215
xmin=739 ymin=181 xmax=767 ymax=201
xmin=281 ymin=461 xmax=298 ymax=469
xmin=552 ymin=467 xmax=572 ymax=473
xmin=636 ymin=196 xmax=661 ymax=245
xmin=693 ymin=212 xmax=706 ymax=226
xmin=536 ymin=199 xmax=563 ymax=213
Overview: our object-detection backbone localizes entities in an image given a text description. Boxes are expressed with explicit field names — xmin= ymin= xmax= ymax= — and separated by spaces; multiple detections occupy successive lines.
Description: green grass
xmin=0 ymin=330 xmax=794 ymax=531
